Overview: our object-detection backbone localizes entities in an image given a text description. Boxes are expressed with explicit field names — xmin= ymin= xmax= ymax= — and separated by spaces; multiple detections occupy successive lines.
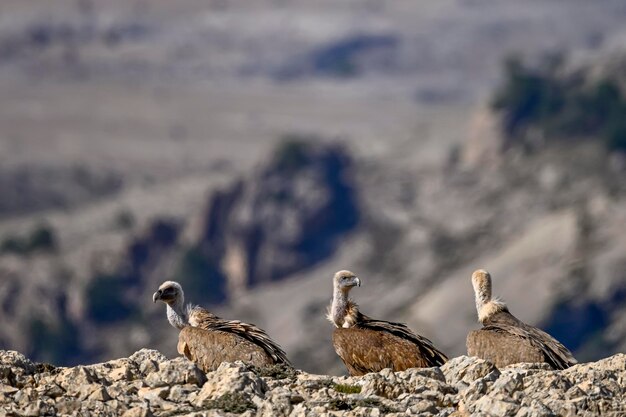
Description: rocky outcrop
xmin=193 ymin=139 xmax=359 ymax=295
xmin=1 ymin=349 xmax=624 ymax=416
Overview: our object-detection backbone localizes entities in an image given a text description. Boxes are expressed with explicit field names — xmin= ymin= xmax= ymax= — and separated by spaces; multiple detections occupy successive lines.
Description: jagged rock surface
xmin=195 ymin=139 xmax=359 ymax=293
xmin=0 ymin=350 xmax=624 ymax=417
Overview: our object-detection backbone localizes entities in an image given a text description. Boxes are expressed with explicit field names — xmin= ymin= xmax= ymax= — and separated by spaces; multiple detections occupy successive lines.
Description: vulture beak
xmin=153 ymin=290 xmax=162 ymax=303
xmin=354 ymin=277 xmax=361 ymax=287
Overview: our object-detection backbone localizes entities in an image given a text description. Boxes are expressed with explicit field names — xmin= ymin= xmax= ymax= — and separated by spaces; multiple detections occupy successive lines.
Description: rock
xmin=129 ymin=349 xmax=168 ymax=376
xmin=144 ymin=357 xmax=205 ymax=388
xmin=441 ymin=356 xmax=500 ymax=389
xmin=36 ymin=382 xmax=65 ymax=398
xmin=167 ymin=384 xmax=200 ymax=403
xmin=194 ymin=361 xmax=266 ymax=406
xmin=55 ymin=366 xmax=99 ymax=390
xmin=361 ymin=367 xmax=454 ymax=400
xmin=55 ymin=399 xmax=81 ymax=415
xmin=138 ymin=386 xmax=170 ymax=402
xmin=257 ymin=387 xmax=295 ymax=416
xmin=490 ymin=370 xmax=524 ymax=396
xmin=470 ymin=396 xmax=520 ymax=415
xmin=92 ymin=357 xmax=140 ymax=382
xmin=88 ymin=385 xmax=112 ymax=401
xmin=460 ymin=105 xmax=504 ymax=169
xmin=0 ymin=351 xmax=36 ymax=375
xmin=0 ymin=349 xmax=625 ymax=416
xmin=121 ymin=406 xmax=155 ymax=417
xmin=194 ymin=140 xmax=359 ymax=298
xmin=0 ymin=350 xmax=36 ymax=387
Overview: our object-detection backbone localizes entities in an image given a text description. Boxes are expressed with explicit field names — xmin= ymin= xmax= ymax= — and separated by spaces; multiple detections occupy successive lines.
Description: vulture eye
xmin=162 ymin=287 xmax=176 ymax=297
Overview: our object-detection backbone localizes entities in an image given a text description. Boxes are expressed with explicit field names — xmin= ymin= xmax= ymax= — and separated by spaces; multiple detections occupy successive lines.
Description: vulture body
xmin=328 ymin=271 xmax=448 ymax=376
xmin=177 ymin=326 xmax=274 ymax=371
xmin=467 ymin=270 xmax=577 ymax=370
xmin=153 ymin=281 xmax=290 ymax=372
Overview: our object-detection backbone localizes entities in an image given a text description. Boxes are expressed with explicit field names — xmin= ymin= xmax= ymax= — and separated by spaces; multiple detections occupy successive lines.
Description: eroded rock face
xmin=195 ymin=140 xmax=359 ymax=295
xmin=0 ymin=349 xmax=624 ymax=416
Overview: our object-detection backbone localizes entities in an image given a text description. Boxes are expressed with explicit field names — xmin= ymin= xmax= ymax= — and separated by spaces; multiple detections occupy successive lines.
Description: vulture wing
xmin=486 ymin=310 xmax=576 ymax=369
xmin=468 ymin=308 xmax=577 ymax=370
xmin=332 ymin=312 xmax=447 ymax=376
xmin=357 ymin=313 xmax=448 ymax=366
xmin=333 ymin=327 xmax=441 ymax=376
xmin=467 ymin=327 xmax=545 ymax=368
xmin=177 ymin=326 xmax=275 ymax=372
xmin=477 ymin=322 xmax=576 ymax=370
xmin=189 ymin=307 xmax=291 ymax=366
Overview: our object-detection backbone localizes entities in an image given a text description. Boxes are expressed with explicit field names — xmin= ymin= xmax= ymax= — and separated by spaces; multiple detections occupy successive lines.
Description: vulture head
xmin=334 ymin=270 xmax=361 ymax=292
xmin=153 ymin=281 xmax=189 ymax=329
xmin=329 ymin=270 xmax=361 ymax=328
xmin=471 ymin=269 xmax=507 ymax=323
xmin=153 ymin=281 xmax=184 ymax=305
xmin=471 ymin=269 xmax=492 ymax=302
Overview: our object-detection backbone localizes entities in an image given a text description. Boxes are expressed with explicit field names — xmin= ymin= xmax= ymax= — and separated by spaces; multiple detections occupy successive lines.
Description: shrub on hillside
xmin=492 ymin=56 xmax=626 ymax=153
xmin=272 ymin=135 xmax=314 ymax=173
xmin=0 ymin=223 xmax=58 ymax=255
xmin=86 ymin=274 xmax=135 ymax=323
xmin=173 ymin=246 xmax=226 ymax=305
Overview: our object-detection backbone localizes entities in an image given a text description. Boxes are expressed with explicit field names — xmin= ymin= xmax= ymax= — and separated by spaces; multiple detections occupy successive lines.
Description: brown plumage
xmin=328 ymin=270 xmax=448 ymax=376
xmin=467 ymin=269 xmax=577 ymax=370
xmin=153 ymin=281 xmax=291 ymax=371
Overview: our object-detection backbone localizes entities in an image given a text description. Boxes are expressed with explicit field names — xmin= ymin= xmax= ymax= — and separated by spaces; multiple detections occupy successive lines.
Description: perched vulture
xmin=153 ymin=281 xmax=291 ymax=371
xmin=466 ymin=269 xmax=577 ymax=370
xmin=327 ymin=270 xmax=448 ymax=376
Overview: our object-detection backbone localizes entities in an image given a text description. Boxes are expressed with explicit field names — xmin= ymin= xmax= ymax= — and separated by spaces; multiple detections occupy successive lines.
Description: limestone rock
xmin=0 ymin=349 xmax=624 ymax=416
xmin=441 ymin=355 xmax=500 ymax=389
xmin=0 ymin=350 xmax=36 ymax=387
xmin=194 ymin=361 xmax=266 ymax=406
xmin=144 ymin=357 xmax=206 ymax=388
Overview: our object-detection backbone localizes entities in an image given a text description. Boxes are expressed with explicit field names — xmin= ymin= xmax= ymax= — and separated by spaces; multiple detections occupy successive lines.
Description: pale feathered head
xmin=471 ymin=269 xmax=507 ymax=323
xmin=471 ymin=269 xmax=492 ymax=301
xmin=153 ymin=281 xmax=184 ymax=305
xmin=333 ymin=270 xmax=361 ymax=291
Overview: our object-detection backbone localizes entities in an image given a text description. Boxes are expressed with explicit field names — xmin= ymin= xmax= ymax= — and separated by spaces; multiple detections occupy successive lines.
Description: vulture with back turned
xmin=466 ymin=269 xmax=577 ymax=369
xmin=328 ymin=270 xmax=448 ymax=376
xmin=153 ymin=281 xmax=291 ymax=372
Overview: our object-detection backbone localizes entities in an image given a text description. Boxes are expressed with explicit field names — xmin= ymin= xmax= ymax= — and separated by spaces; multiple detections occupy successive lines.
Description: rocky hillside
xmin=3 ymin=0 xmax=626 ymax=376
xmin=218 ymin=55 xmax=626 ymax=374
xmin=0 ymin=139 xmax=359 ymax=367
xmin=1 ymin=349 xmax=624 ymax=416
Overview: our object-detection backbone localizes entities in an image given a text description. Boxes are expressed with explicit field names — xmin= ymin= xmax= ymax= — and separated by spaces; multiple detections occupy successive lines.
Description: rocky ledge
xmin=0 ymin=350 xmax=624 ymax=417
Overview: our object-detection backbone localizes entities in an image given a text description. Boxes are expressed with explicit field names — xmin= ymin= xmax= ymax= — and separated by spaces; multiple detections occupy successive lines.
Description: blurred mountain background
xmin=1 ymin=0 xmax=626 ymax=375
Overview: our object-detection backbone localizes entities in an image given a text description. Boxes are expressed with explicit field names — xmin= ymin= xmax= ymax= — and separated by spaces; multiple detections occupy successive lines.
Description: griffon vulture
xmin=466 ymin=269 xmax=577 ymax=369
xmin=327 ymin=270 xmax=448 ymax=376
xmin=153 ymin=281 xmax=291 ymax=371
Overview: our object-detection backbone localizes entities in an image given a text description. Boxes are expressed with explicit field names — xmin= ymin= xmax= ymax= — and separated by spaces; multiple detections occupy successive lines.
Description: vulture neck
xmin=331 ymin=287 xmax=358 ymax=328
xmin=166 ymin=297 xmax=189 ymax=330
xmin=474 ymin=284 xmax=507 ymax=324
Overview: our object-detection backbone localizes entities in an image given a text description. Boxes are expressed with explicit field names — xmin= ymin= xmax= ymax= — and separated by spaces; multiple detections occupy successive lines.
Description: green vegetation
xmin=0 ymin=223 xmax=58 ymax=255
xmin=206 ymin=393 xmax=256 ymax=414
xmin=113 ymin=209 xmax=135 ymax=230
xmin=85 ymin=274 xmax=135 ymax=323
xmin=492 ymin=56 xmax=626 ymax=153
xmin=328 ymin=398 xmax=354 ymax=411
xmin=27 ymin=317 xmax=79 ymax=365
xmin=173 ymin=246 xmax=226 ymax=305
xmin=327 ymin=397 xmax=396 ymax=413
xmin=332 ymin=383 xmax=362 ymax=394
xmin=35 ymin=362 xmax=58 ymax=374
xmin=251 ymin=363 xmax=297 ymax=380
xmin=272 ymin=135 xmax=313 ymax=173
